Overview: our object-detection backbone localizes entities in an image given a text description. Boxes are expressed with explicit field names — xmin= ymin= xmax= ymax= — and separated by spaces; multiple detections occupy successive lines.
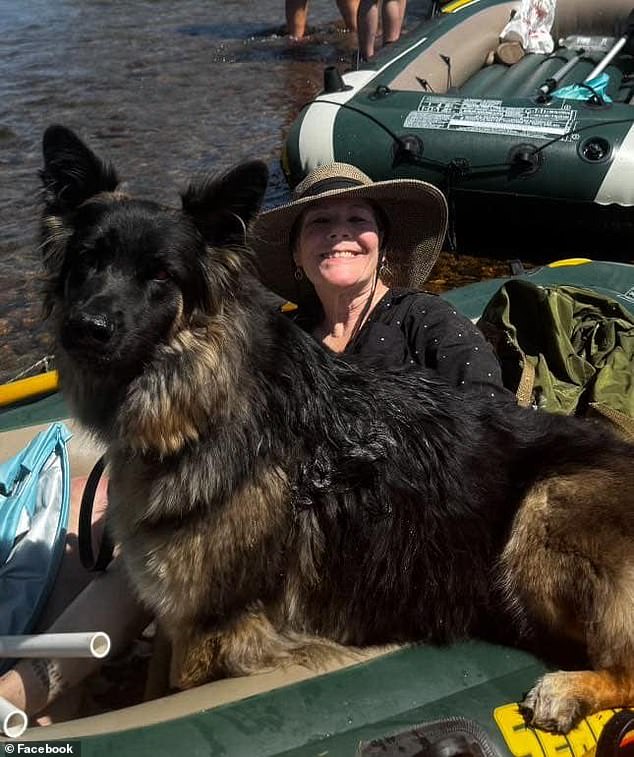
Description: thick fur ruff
xmin=39 ymin=125 xmax=634 ymax=732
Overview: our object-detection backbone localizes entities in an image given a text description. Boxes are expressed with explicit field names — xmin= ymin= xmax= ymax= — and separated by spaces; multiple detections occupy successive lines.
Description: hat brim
xmin=249 ymin=179 xmax=448 ymax=304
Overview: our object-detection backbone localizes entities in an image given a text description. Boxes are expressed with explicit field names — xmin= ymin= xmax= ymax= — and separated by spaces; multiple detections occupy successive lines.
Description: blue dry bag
xmin=0 ymin=423 xmax=71 ymax=661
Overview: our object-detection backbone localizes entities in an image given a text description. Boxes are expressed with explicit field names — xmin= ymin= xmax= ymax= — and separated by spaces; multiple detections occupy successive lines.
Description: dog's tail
xmin=496 ymin=403 xmax=634 ymax=483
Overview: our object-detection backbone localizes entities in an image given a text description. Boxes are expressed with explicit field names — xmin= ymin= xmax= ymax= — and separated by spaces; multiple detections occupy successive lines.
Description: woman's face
xmin=294 ymin=197 xmax=381 ymax=294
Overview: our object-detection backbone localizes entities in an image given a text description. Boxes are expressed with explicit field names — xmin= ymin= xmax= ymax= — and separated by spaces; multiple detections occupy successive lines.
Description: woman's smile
xmin=319 ymin=249 xmax=365 ymax=260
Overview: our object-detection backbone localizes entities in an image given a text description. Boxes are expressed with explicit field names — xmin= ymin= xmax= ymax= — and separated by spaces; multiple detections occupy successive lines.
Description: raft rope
xmin=530 ymin=117 xmax=634 ymax=156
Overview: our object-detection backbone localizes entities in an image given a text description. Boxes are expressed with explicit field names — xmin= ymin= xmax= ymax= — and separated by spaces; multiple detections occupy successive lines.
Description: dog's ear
xmin=181 ymin=160 xmax=269 ymax=247
xmin=41 ymin=125 xmax=119 ymax=212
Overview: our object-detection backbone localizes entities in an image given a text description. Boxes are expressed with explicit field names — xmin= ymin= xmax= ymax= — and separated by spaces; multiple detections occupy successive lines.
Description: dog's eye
xmin=151 ymin=269 xmax=171 ymax=282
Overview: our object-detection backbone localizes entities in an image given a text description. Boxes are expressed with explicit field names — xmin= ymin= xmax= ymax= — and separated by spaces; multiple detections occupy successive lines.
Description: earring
xmin=378 ymin=255 xmax=388 ymax=277
xmin=294 ymin=266 xmax=304 ymax=281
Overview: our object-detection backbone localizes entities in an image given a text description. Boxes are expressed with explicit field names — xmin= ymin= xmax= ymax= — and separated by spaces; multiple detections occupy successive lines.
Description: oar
xmin=584 ymin=9 xmax=634 ymax=82
xmin=536 ymin=49 xmax=586 ymax=101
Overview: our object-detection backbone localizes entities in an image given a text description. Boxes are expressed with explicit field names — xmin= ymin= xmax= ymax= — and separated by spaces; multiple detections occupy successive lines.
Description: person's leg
xmin=35 ymin=474 xmax=110 ymax=630
xmin=335 ymin=0 xmax=360 ymax=31
xmin=358 ymin=0 xmax=379 ymax=59
xmin=0 ymin=558 xmax=151 ymax=719
xmin=381 ymin=0 xmax=406 ymax=43
xmin=285 ymin=0 xmax=309 ymax=39
xmin=419 ymin=0 xmax=437 ymax=19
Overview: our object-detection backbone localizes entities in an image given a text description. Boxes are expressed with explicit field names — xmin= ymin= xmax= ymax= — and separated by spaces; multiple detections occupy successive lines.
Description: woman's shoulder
xmin=382 ymin=289 xmax=492 ymax=353
xmin=384 ymin=288 xmax=464 ymax=322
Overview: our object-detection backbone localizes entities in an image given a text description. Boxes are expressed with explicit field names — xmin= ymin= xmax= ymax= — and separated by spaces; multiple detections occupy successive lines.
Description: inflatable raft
xmin=0 ymin=259 xmax=633 ymax=754
xmin=283 ymin=0 xmax=634 ymax=258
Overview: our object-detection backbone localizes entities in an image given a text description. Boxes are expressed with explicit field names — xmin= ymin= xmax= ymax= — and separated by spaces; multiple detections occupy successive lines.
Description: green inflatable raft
xmin=283 ymin=0 xmax=634 ymax=257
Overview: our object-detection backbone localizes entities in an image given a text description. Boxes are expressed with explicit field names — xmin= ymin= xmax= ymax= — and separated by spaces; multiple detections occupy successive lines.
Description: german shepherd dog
xmin=40 ymin=125 xmax=634 ymax=733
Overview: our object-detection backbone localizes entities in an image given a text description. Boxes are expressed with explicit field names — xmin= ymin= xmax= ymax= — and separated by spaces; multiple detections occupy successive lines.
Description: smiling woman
xmin=294 ymin=197 xmax=385 ymax=351
xmin=250 ymin=163 xmax=512 ymax=399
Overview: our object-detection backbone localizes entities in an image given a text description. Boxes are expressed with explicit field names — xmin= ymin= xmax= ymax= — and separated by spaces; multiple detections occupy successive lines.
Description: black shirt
xmin=304 ymin=288 xmax=509 ymax=400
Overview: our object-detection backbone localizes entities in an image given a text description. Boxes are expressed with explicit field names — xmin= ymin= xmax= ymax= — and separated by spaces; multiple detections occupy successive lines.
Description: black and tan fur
xmin=39 ymin=125 xmax=634 ymax=733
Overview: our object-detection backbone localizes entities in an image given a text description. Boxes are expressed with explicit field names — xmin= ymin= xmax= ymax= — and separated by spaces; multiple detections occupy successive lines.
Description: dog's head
xmin=40 ymin=125 xmax=268 ymax=377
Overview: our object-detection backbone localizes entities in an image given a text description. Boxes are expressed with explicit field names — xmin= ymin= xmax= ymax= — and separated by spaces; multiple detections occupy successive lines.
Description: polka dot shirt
xmin=342 ymin=289 xmax=510 ymax=400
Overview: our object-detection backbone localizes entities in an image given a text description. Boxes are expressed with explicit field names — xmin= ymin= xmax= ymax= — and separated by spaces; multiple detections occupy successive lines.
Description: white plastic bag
xmin=500 ymin=0 xmax=556 ymax=54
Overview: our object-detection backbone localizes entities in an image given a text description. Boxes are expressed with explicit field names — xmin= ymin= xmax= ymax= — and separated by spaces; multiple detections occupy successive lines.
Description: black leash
xmin=78 ymin=454 xmax=114 ymax=571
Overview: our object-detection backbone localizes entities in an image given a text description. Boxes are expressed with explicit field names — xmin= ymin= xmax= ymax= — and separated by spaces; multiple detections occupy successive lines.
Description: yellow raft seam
xmin=0 ymin=370 xmax=60 ymax=407
xmin=547 ymin=258 xmax=592 ymax=268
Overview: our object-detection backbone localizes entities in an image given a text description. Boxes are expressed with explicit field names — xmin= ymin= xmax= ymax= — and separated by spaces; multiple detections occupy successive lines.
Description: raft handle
xmin=369 ymin=84 xmax=392 ymax=100
xmin=446 ymin=158 xmax=470 ymax=180
xmin=323 ymin=66 xmax=351 ymax=94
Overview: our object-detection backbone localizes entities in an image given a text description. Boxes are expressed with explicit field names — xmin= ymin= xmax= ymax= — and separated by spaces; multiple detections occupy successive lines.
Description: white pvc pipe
xmin=585 ymin=35 xmax=628 ymax=80
xmin=0 ymin=632 xmax=111 ymax=659
xmin=0 ymin=695 xmax=28 ymax=739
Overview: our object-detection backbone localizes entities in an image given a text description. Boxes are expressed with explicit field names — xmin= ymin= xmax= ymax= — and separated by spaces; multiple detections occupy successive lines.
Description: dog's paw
xmin=521 ymin=672 xmax=587 ymax=733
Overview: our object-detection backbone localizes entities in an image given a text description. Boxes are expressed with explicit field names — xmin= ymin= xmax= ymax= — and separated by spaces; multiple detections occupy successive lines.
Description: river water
xmin=0 ymin=0 xmax=510 ymax=384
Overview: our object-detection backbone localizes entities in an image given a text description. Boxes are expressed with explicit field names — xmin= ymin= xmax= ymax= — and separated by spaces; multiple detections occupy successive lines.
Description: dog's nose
xmin=64 ymin=312 xmax=115 ymax=347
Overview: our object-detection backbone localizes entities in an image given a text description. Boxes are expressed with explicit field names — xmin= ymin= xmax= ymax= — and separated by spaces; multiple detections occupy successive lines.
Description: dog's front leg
xmin=169 ymin=628 xmax=221 ymax=690
xmin=169 ymin=608 xmax=352 ymax=689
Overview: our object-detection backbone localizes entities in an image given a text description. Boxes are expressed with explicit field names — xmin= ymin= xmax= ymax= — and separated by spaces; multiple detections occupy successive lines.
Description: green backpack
xmin=478 ymin=279 xmax=634 ymax=434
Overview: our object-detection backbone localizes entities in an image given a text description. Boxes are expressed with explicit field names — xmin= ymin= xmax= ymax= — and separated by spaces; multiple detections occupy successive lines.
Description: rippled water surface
xmin=0 ymin=0 xmax=509 ymax=383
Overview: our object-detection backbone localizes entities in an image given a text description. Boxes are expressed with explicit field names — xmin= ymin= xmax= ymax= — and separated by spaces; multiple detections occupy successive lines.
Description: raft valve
xmin=580 ymin=137 xmax=611 ymax=162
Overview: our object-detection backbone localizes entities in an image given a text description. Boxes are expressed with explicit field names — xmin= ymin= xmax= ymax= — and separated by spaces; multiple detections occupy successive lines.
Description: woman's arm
xmin=406 ymin=295 xmax=513 ymax=400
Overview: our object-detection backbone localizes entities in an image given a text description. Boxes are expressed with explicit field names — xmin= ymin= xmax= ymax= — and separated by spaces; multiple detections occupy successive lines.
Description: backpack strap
xmin=78 ymin=454 xmax=114 ymax=571
xmin=588 ymin=403 xmax=634 ymax=441
xmin=515 ymin=359 xmax=535 ymax=408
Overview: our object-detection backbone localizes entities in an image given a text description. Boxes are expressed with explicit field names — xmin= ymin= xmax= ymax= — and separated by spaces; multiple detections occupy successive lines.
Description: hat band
xmin=297 ymin=177 xmax=365 ymax=199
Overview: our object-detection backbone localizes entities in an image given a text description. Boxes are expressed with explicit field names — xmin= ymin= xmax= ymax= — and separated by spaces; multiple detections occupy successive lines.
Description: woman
xmin=251 ymin=162 xmax=509 ymax=399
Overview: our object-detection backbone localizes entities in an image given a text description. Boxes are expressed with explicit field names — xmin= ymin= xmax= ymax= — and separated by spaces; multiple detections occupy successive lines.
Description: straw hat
xmin=250 ymin=163 xmax=448 ymax=303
